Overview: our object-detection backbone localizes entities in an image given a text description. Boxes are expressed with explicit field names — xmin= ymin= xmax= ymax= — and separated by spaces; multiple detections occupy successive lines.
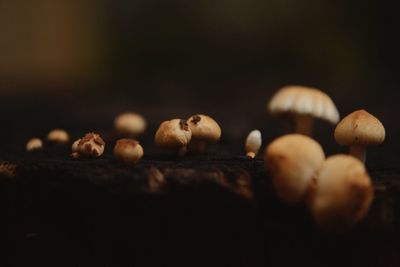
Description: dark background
xmin=0 ymin=0 xmax=399 ymax=157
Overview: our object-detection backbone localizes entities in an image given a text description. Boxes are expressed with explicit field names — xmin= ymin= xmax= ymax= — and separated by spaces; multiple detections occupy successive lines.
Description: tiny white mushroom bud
xmin=72 ymin=133 xmax=105 ymax=158
xmin=47 ymin=129 xmax=70 ymax=144
xmin=114 ymin=139 xmax=144 ymax=166
xmin=26 ymin=138 xmax=43 ymax=151
xmin=245 ymin=130 xmax=262 ymax=158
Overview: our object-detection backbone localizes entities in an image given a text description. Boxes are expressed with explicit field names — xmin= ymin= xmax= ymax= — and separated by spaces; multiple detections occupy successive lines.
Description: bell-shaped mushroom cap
xmin=187 ymin=115 xmax=222 ymax=143
xmin=334 ymin=109 xmax=385 ymax=146
xmin=264 ymin=134 xmax=325 ymax=203
xmin=268 ymin=86 xmax=340 ymax=124
xmin=155 ymin=119 xmax=192 ymax=149
xmin=308 ymin=155 xmax=373 ymax=230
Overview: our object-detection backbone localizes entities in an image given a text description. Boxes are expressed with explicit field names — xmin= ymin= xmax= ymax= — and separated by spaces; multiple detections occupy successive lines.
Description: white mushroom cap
xmin=155 ymin=119 xmax=192 ymax=153
xmin=245 ymin=130 xmax=262 ymax=158
xmin=264 ymin=134 xmax=325 ymax=203
xmin=334 ymin=109 xmax=385 ymax=146
xmin=47 ymin=129 xmax=70 ymax=144
xmin=114 ymin=139 xmax=144 ymax=166
xmin=268 ymin=86 xmax=340 ymax=124
xmin=114 ymin=112 xmax=147 ymax=136
xmin=308 ymin=155 xmax=374 ymax=231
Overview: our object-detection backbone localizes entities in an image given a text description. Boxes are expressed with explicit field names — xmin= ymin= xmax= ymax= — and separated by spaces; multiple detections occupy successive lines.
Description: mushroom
xmin=114 ymin=112 xmax=147 ymax=137
xmin=334 ymin=109 xmax=385 ymax=163
xmin=71 ymin=133 xmax=105 ymax=158
xmin=26 ymin=138 xmax=43 ymax=151
xmin=245 ymin=130 xmax=262 ymax=158
xmin=114 ymin=139 xmax=144 ymax=166
xmin=155 ymin=119 xmax=192 ymax=156
xmin=47 ymin=129 xmax=70 ymax=144
xmin=307 ymin=155 xmax=373 ymax=231
xmin=268 ymin=86 xmax=340 ymax=136
xmin=264 ymin=134 xmax=325 ymax=203
xmin=187 ymin=114 xmax=221 ymax=153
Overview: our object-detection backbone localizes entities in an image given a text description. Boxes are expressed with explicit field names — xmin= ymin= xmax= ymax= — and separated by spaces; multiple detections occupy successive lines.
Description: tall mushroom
xmin=268 ymin=86 xmax=340 ymax=136
xmin=187 ymin=114 xmax=221 ymax=154
xmin=334 ymin=109 xmax=385 ymax=163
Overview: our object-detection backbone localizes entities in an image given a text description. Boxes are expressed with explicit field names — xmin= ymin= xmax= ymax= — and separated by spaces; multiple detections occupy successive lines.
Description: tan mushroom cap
xmin=114 ymin=139 xmax=144 ymax=166
xmin=334 ymin=109 xmax=385 ymax=146
xmin=268 ymin=86 xmax=340 ymax=124
xmin=114 ymin=112 xmax=147 ymax=136
xmin=155 ymin=119 xmax=192 ymax=149
xmin=264 ymin=134 xmax=325 ymax=203
xmin=308 ymin=155 xmax=373 ymax=231
xmin=187 ymin=114 xmax=221 ymax=143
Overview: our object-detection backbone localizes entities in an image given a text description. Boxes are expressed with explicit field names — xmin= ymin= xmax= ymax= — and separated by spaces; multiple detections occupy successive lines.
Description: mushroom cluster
xmin=155 ymin=114 xmax=221 ymax=155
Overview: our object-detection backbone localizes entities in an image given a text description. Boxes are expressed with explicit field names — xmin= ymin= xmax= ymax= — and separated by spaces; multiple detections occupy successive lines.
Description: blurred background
xmin=0 ymin=0 xmax=398 ymax=155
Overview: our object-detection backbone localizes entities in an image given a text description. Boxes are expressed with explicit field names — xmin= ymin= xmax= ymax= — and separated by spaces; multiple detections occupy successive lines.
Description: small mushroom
xmin=268 ymin=86 xmax=340 ymax=136
xmin=47 ymin=129 xmax=70 ymax=144
xmin=155 ymin=119 xmax=192 ymax=156
xmin=71 ymin=133 xmax=105 ymax=158
xmin=264 ymin=134 xmax=325 ymax=203
xmin=114 ymin=139 xmax=144 ymax=166
xmin=307 ymin=155 xmax=373 ymax=231
xmin=26 ymin=138 xmax=43 ymax=151
xmin=334 ymin=109 xmax=385 ymax=163
xmin=187 ymin=114 xmax=222 ymax=153
xmin=114 ymin=112 xmax=147 ymax=137
xmin=245 ymin=130 xmax=262 ymax=158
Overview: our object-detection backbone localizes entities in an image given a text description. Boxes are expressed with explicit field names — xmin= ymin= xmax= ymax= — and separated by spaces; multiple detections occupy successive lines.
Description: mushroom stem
xmin=188 ymin=140 xmax=207 ymax=154
xmin=246 ymin=152 xmax=256 ymax=158
xmin=178 ymin=146 xmax=188 ymax=157
xmin=349 ymin=145 xmax=366 ymax=163
xmin=295 ymin=115 xmax=314 ymax=136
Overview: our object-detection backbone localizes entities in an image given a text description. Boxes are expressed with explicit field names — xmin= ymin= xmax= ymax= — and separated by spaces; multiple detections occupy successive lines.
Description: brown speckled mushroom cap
xmin=155 ymin=119 xmax=192 ymax=149
xmin=334 ymin=109 xmax=385 ymax=146
xmin=264 ymin=134 xmax=325 ymax=203
xmin=308 ymin=154 xmax=373 ymax=230
xmin=268 ymin=86 xmax=340 ymax=124
xmin=187 ymin=114 xmax=221 ymax=143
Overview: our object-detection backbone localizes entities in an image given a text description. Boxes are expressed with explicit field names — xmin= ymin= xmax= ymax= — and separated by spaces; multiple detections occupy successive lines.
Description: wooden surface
xmin=1 ymin=92 xmax=400 ymax=267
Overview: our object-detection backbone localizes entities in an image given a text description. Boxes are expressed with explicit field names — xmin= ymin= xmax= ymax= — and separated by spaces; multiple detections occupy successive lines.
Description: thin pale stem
xmin=350 ymin=145 xmax=366 ymax=163
xmin=295 ymin=115 xmax=314 ymax=136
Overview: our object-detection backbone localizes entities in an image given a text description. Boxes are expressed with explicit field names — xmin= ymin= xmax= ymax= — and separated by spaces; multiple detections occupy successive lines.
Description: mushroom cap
xmin=268 ymin=86 xmax=340 ymax=124
xmin=308 ymin=154 xmax=373 ymax=231
xmin=155 ymin=119 xmax=192 ymax=149
xmin=26 ymin=138 xmax=43 ymax=151
xmin=75 ymin=133 xmax=105 ymax=157
xmin=114 ymin=139 xmax=144 ymax=165
xmin=114 ymin=112 xmax=147 ymax=136
xmin=47 ymin=129 xmax=70 ymax=143
xmin=187 ymin=114 xmax=222 ymax=143
xmin=334 ymin=109 xmax=385 ymax=146
xmin=264 ymin=134 xmax=325 ymax=203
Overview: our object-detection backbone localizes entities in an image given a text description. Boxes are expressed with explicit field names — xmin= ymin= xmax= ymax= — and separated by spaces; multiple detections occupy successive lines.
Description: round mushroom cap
xmin=114 ymin=112 xmax=147 ymax=136
xmin=264 ymin=134 xmax=325 ymax=203
xmin=47 ymin=129 xmax=70 ymax=143
xmin=268 ymin=86 xmax=340 ymax=124
xmin=334 ymin=109 xmax=385 ymax=146
xmin=155 ymin=119 xmax=192 ymax=149
xmin=308 ymin=155 xmax=373 ymax=231
xmin=114 ymin=139 xmax=144 ymax=166
xmin=187 ymin=114 xmax=222 ymax=143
